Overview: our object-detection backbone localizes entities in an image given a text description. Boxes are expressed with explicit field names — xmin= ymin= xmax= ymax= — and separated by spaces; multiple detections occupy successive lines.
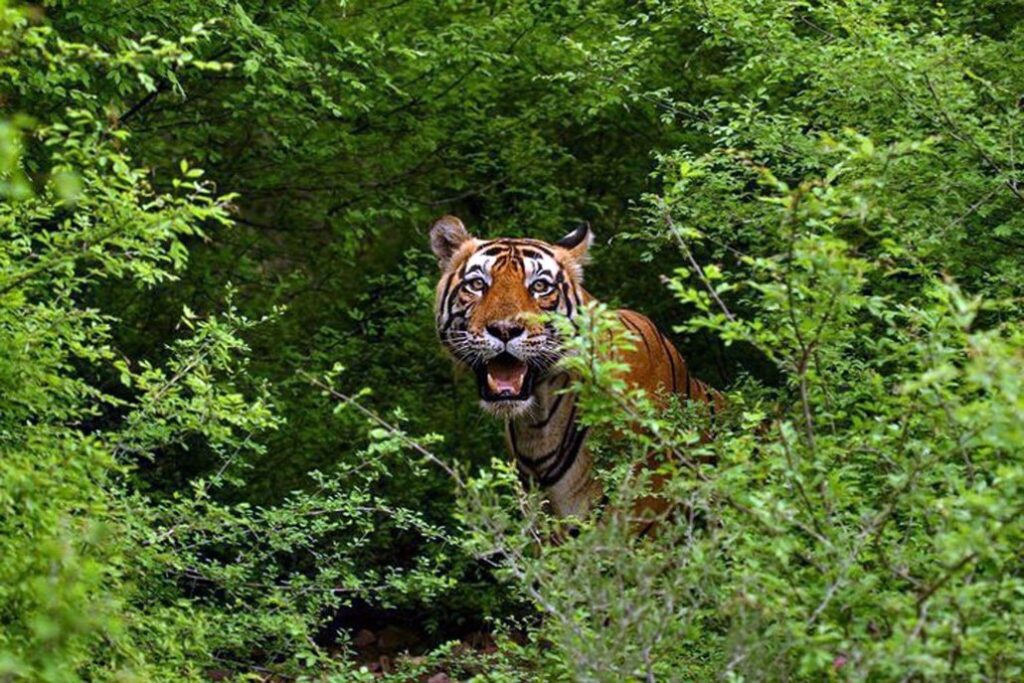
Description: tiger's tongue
xmin=486 ymin=358 xmax=528 ymax=395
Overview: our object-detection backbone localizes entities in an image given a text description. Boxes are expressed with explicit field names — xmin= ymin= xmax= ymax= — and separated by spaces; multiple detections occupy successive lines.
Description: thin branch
xmin=662 ymin=208 xmax=736 ymax=322
xmin=302 ymin=372 xmax=464 ymax=486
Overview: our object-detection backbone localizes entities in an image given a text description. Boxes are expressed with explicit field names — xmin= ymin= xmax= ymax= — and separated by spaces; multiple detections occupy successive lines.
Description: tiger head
xmin=429 ymin=215 xmax=593 ymax=418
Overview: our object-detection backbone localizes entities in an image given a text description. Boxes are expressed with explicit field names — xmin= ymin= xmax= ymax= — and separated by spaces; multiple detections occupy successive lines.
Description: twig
xmin=302 ymin=372 xmax=464 ymax=486
xmin=662 ymin=209 xmax=736 ymax=322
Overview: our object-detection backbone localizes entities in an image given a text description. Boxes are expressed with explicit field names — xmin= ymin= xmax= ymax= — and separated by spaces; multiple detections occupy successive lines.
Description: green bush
xmin=0 ymin=4 xmax=454 ymax=678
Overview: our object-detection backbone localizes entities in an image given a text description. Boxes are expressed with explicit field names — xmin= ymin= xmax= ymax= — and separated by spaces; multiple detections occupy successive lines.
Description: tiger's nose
xmin=486 ymin=321 xmax=525 ymax=343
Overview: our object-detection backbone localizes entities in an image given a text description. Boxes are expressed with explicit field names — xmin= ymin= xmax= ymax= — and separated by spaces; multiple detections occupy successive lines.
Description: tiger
xmin=429 ymin=214 xmax=721 ymax=524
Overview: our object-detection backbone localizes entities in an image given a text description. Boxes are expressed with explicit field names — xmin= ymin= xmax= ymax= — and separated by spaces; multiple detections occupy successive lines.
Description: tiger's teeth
xmin=485 ymin=357 xmax=528 ymax=396
xmin=487 ymin=370 xmax=524 ymax=395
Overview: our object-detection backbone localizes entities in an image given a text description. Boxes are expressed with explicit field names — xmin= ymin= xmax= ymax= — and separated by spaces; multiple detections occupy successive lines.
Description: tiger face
xmin=429 ymin=215 xmax=592 ymax=418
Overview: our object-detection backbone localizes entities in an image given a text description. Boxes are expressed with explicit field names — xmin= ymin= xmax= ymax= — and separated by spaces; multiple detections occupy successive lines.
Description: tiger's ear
xmin=556 ymin=223 xmax=594 ymax=264
xmin=430 ymin=215 xmax=473 ymax=270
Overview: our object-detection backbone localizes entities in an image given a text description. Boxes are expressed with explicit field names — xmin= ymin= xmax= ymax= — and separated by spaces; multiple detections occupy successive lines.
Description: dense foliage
xmin=2 ymin=0 xmax=1022 ymax=680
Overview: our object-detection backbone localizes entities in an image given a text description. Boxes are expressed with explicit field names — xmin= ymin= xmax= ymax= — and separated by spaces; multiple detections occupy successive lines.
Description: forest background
xmin=2 ymin=0 xmax=1023 ymax=680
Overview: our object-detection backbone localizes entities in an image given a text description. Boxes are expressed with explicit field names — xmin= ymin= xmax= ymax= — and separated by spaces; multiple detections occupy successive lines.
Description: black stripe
xmin=518 ymin=444 xmax=563 ymax=468
xmin=539 ymin=425 xmax=588 ymax=487
xmin=519 ymin=241 xmax=555 ymax=257
xmin=539 ymin=403 xmax=576 ymax=467
xmin=530 ymin=376 xmax=571 ymax=429
xmin=446 ymin=263 xmax=468 ymax=309
xmin=620 ymin=314 xmax=652 ymax=356
xmin=560 ymin=282 xmax=574 ymax=318
xmin=440 ymin=311 xmax=465 ymax=334
xmin=535 ymin=403 xmax=579 ymax=481
xmin=509 ymin=422 xmax=520 ymax=458
xmin=520 ymin=403 xmax=577 ymax=468
xmin=440 ymin=269 xmax=468 ymax=332
xmin=515 ymin=462 xmax=533 ymax=489
xmin=654 ymin=330 xmax=678 ymax=393
xmin=530 ymin=393 xmax=565 ymax=430
xmin=437 ymin=272 xmax=456 ymax=319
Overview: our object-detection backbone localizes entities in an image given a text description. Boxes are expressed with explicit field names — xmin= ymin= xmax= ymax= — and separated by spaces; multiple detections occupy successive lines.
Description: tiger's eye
xmin=530 ymin=279 xmax=553 ymax=295
xmin=466 ymin=277 xmax=486 ymax=292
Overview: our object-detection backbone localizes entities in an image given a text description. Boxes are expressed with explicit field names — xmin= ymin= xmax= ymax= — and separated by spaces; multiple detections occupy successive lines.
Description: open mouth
xmin=476 ymin=352 xmax=533 ymax=402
